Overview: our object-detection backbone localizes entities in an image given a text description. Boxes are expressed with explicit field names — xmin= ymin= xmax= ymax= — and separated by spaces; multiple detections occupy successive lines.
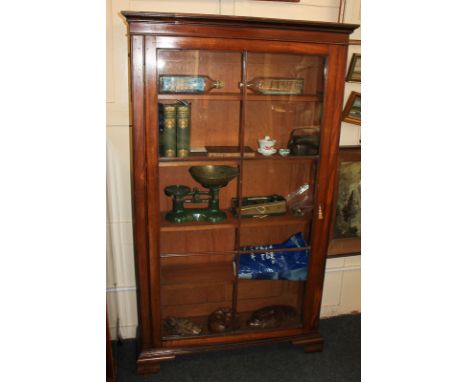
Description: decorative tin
xmin=231 ymin=194 xmax=287 ymax=218
xmin=287 ymin=128 xmax=320 ymax=156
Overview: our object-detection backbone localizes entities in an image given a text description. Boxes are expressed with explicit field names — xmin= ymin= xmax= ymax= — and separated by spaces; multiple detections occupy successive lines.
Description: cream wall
xmin=339 ymin=0 xmax=361 ymax=145
xmin=106 ymin=0 xmax=361 ymax=339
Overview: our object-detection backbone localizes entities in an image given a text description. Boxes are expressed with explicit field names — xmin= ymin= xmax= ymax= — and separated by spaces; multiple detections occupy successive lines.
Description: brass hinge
xmin=318 ymin=203 xmax=324 ymax=220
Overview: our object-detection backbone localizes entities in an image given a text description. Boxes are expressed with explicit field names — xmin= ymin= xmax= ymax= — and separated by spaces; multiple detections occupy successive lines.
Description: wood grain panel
xmin=161 ymin=327 xmax=305 ymax=348
xmin=122 ymin=12 xmax=357 ymax=34
xmin=155 ymin=36 xmax=331 ymax=55
xmin=237 ymin=279 xmax=305 ymax=314
xmin=188 ymin=100 xmax=240 ymax=148
xmin=303 ymin=44 xmax=349 ymax=331
xmin=145 ymin=34 xmax=162 ymax=347
xmin=157 ymin=99 xmax=240 ymax=151
xmin=161 ymin=283 xmax=226 ymax=306
xmin=127 ymin=17 xmax=356 ymax=45
xmin=160 ymin=259 xmax=235 ymax=283
xmin=239 ymin=223 xmax=310 ymax=247
xmin=237 ymin=279 xmax=284 ymax=299
xmin=242 ymin=160 xmax=315 ymax=199
xmin=130 ymin=34 xmax=153 ymax=349
xmin=160 ymin=229 xmax=236 ymax=254
xmin=244 ymin=101 xmax=321 ymax=150
xmin=159 ymin=260 xmax=234 ymax=317
xmin=161 ymin=298 xmax=233 ymax=318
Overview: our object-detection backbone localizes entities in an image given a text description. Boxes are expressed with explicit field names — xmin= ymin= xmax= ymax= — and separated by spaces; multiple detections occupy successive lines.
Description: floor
xmin=112 ymin=314 xmax=360 ymax=382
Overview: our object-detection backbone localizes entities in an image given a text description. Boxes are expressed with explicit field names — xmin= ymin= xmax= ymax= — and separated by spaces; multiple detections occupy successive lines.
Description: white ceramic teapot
xmin=257 ymin=136 xmax=277 ymax=156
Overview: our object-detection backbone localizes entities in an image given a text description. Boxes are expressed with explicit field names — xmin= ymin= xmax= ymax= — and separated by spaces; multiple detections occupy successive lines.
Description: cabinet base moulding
xmin=136 ymin=331 xmax=324 ymax=374
xmin=291 ymin=335 xmax=324 ymax=353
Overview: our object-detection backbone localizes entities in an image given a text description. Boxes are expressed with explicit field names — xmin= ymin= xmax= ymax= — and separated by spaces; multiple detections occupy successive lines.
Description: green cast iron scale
xmin=165 ymin=165 xmax=239 ymax=223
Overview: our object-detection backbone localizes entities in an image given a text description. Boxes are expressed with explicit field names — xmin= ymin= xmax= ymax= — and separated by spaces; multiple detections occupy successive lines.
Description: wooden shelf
xmin=245 ymin=153 xmax=319 ymax=161
xmin=159 ymin=154 xmax=239 ymax=167
xmin=157 ymin=93 xmax=322 ymax=102
xmin=160 ymin=211 xmax=237 ymax=232
xmin=158 ymin=93 xmax=241 ymax=101
xmin=245 ymin=94 xmax=322 ymax=102
xmin=160 ymin=210 xmax=310 ymax=232
xmin=159 ymin=152 xmax=318 ymax=167
xmin=240 ymin=211 xmax=311 ymax=228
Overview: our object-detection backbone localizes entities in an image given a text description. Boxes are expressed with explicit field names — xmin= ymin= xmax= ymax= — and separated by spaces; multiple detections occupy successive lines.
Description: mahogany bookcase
xmin=122 ymin=11 xmax=358 ymax=374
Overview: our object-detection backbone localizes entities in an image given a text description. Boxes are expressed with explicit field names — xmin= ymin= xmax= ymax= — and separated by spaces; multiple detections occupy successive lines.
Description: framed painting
xmin=346 ymin=53 xmax=361 ymax=83
xmin=328 ymin=146 xmax=361 ymax=257
xmin=343 ymin=91 xmax=361 ymax=125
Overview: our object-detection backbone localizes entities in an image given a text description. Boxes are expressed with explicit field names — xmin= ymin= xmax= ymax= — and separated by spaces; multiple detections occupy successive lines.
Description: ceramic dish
xmin=257 ymin=148 xmax=277 ymax=156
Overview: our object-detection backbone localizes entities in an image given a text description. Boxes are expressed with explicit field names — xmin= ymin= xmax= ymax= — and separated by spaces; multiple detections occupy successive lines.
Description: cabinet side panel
xmin=304 ymin=44 xmax=348 ymax=330
xmin=145 ymin=35 xmax=162 ymax=347
xmin=130 ymin=34 xmax=152 ymax=348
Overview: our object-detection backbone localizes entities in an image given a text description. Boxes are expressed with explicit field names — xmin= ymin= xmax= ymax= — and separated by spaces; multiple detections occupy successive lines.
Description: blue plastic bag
xmin=238 ymin=233 xmax=309 ymax=281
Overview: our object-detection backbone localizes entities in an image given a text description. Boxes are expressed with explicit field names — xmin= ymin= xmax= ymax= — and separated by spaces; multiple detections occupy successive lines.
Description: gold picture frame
xmin=343 ymin=91 xmax=361 ymax=125
xmin=328 ymin=147 xmax=361 ymax=257
xmin=346 ymin=53 xmax=361 ymax=83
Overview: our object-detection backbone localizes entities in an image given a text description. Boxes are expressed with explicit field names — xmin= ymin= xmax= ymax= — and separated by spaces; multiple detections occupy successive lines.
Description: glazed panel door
xmin=156 ymin=47 xmax=243 ymax=340
xmin=236 ymin=50 xmax=326 ymax=333
xmin=150 ymin=35 xmax=347 ymax=342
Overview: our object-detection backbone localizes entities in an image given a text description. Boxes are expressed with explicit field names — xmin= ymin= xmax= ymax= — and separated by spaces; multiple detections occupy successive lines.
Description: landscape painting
xmin=334 ymin=161 xmax=361 ymax=239
xmin=346 ymin=53 xmax=361 ymax=83
xmin=343 ymin=91 xmax=361 ymax=125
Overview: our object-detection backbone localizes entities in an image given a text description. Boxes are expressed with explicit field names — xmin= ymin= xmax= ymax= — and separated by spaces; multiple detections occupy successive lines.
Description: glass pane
xmin=243 ymin=52 xmax=325 ymax=156
xmin=235 ymin=224 xmax=310 ymax=331
xmin=232 ymin=52 xmax=324 ymax=332
xmin=157 ymin=48 xmax=243 ymax=341
xmin=158 ymin=50 xmax=241 ymax=94
xmin=236 ymin=280 xmax=306 ymax=331
xmin=159 ymin=162 xmax=240 ymax=339
xmin=157 ymin=49 xmax=242 ymax=159
xmin=160 ymin=253 xmax=236 ymax=339
xmin=240 ymin=160 xmax=317 ymax=219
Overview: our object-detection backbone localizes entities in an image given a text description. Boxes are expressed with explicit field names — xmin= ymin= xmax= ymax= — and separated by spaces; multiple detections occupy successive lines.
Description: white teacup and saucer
xmin=257 ymin=136 xmax=277 ymax=156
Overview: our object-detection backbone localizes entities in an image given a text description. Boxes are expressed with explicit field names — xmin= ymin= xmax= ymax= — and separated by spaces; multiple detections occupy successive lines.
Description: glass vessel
xmin=159 ymin=75 xmax=225 ymax=94
xmin=243 ymin=77 xmax=304 ymax=95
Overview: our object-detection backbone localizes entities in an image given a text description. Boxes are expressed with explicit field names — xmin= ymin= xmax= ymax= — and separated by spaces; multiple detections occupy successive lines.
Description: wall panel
xmin=130 ymin=0 xmax=221 ymax=13
xmin=233 ymin=0 xmax=339 ymax=21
